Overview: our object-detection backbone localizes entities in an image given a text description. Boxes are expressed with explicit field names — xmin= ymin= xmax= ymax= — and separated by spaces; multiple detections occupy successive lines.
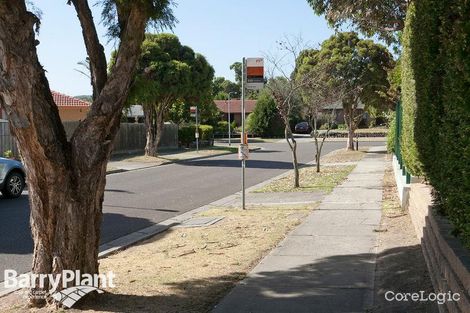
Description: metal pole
xmin=241 ymin=58 xmax=246 ymax=210
xmin=196 ymin=106 xmax=199 ymax=153
xmin=228 ymin=94 xmax=231 ymax=146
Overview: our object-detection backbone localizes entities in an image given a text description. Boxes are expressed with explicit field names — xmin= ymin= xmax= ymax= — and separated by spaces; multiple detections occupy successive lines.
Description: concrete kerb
xmin=106 ymin=147 xmax=262 ymax=176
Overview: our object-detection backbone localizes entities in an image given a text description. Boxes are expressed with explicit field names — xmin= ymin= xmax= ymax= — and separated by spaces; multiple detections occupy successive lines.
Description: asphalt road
xmin=0 ymin=139 xmax=384 ymax=282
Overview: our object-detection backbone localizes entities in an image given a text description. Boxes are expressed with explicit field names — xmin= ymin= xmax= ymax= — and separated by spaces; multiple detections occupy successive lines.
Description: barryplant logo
xmin=4 ymin=269 xmax=115 ymax=308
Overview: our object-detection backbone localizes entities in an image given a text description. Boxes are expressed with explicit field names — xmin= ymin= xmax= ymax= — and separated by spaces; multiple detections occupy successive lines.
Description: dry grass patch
xmin=254 ymin=165 xmax=355 ymax=193
xmin=1 ymin=205 xmax=313 ymax=313
xmin=321 ymin=148 xmax=367 ymax=164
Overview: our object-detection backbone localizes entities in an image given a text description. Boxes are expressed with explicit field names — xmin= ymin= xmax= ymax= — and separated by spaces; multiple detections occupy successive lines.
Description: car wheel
xmin=2 ymin=172 xmax=25 ymax=198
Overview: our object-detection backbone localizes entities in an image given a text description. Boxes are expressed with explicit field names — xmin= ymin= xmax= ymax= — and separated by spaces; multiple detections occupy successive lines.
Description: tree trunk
xmin=0 ymin=2 xmax=148 ymax=306
xmin=154 ymin=108 xmax=165 ymax=153
xmin=344 ymin=103 xmax=356 ymax=151
xmin=144 ymin=105 xmax=157 ymax=157
xmin=347 ymin=127 xmax=356 ymax=150
xmin=285 ymin=125 xmax=299 ymax=188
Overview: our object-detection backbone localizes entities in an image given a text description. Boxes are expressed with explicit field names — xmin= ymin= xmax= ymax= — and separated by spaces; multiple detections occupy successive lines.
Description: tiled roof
xmin=52 ymin=91 xmax=91 ymax=107
xmin=214 ymin=100 xmax=257 ymax=114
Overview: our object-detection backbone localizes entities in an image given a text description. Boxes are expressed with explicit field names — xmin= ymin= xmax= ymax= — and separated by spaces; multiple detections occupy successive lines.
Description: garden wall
xmin=407 ymin=183 xmax=470 ymax=313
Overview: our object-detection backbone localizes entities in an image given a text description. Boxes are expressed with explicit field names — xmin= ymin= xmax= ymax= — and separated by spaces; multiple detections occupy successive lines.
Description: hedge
xmin=178 ymin=124 xmax=214 ymax=147
xmin=402 ymin=0 xmax=470 ymax=246
xmin=386 ymin=111 xmax=396 ymax=153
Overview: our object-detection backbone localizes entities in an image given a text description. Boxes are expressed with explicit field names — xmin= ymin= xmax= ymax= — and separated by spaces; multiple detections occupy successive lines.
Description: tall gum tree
xmin=313 ymin=32 xmax=394 ymax=150
xmin=306 ymin=0 xmax=410 ymax=45
xmin=0 ymin=0 xmax=174 ymax=306
xmin=127 ymin=33 xmax=214 ymax=156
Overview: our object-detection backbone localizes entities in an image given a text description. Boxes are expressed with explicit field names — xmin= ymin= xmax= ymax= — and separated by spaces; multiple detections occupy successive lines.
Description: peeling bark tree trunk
xmin=154 ymin=107 xmax=165 ymax=153
xmin=144 ymin=104 xmax=157 ymax=157
xmin=0 ymin=1 xmax=148 ymax=306
xmin=344 ymin=102 xmax=358 ymax=151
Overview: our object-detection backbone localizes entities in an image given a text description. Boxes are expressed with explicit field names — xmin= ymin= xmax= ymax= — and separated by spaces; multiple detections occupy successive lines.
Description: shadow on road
xmin=181 ymin=159 xmax=303 ymax=170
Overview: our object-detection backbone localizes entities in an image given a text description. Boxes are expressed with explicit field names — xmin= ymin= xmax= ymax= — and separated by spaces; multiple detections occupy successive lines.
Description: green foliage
xmin=212 ymin=77 xmax=239 ymax=100
xmin=3 ymin=150 xmax=13 ymax=158
xmin=246 ymin=90 xmax=284 ymax=137
xmin=230 ymin=62 xmax=242 ymax=85
xmin=125 ymin=32 xmax=214 ymax=116
xmin=402 ymin=0 xmax=470 ymax=246
xmin=386 ymin=111 xmax=396 ymax=153
xmin=297 ymin=32 xmax=394 ymax=138
xmin=101 ymin=0 xmax=176 ymax=39
xmin=306 ymin=0 xmax=407 ymax=45
xmin=178 ymin=124 xmax=214 ymax=147
xmin=169 ymin=101 xmax=220 ymax=126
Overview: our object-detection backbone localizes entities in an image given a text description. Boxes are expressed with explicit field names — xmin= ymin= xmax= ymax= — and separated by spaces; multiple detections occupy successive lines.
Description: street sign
xmin=195 ymin=132 xmax=199 ymax=139
xmin=238 ymin=144 xmax=249 ymax=160
xmin=246 ymin=58 xmax=264 ymax=90
xmin=190 ymin=106 xmax=197 ymax=118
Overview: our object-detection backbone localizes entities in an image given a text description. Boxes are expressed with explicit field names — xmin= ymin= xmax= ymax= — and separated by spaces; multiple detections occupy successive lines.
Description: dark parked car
xmin=294 ymin=122 xmax=312 ymax=134
xmin=0 ymin=157 xmax=26 ymax=198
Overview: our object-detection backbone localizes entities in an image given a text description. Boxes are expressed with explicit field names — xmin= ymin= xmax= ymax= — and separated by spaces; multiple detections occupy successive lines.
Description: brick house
xmin=1 ymin=92 xmax=91 ymax=122
xmin=52 ymin=91 xmax=91 ymax=121
xmin=214 ymin=99 xmax=257 ymax=126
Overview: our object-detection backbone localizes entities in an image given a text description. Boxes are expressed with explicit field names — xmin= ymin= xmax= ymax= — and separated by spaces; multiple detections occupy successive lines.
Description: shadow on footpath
xmin=75 ymin=245 xmax=438 ymax=313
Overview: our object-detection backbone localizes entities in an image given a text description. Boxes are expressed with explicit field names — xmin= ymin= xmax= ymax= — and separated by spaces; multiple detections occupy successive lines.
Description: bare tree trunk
xmin=344 ymin=104 xmax=356 ymax=151
xmin=0 ymin=2 xmax=148 ymax=306
xmin=154 ymin=107 xmax=165 ymax=154
xmin=285 ymin=125 xmax=299 ymax=188
xmin=144 ymin=105 xmax=157 ymax=157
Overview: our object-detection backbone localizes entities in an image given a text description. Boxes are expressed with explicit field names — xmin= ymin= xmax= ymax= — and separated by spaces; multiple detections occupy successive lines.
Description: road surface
xmin=0 ymin=139 xmax=383 ymax=282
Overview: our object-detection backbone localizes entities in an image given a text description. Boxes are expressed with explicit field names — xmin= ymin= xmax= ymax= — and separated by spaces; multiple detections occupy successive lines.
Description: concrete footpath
xmin=213 ymin=146 xmax=386 ymax=313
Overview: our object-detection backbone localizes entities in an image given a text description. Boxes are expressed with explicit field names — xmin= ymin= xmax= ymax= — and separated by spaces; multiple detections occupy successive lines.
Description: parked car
xmin=294 ymin=122 xmax=312 ymax=134
xmin=0 ymin=157 xmax=26 ymax=198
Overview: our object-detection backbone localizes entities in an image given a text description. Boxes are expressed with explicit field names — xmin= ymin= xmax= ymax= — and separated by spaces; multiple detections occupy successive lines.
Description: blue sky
xmin=34 ymin=0 xmax=335 ymax=96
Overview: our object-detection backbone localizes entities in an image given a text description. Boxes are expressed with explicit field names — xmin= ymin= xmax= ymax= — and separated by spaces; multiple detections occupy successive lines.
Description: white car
xmin=0 ymin=157 xmax=26 ymax=198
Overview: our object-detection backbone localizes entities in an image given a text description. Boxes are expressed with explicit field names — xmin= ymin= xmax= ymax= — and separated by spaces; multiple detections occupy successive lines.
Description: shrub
xmin=337 ymin=124 xmax=347 ymax=130
xmin=198 ymin=125 xmax=213 ymax=141
xmin=402 ymin=0 xmax=470 ymax=246
xmin=178 ymin=124 xmax=213 ymax=147
xmin=386 ymin=111 xmax=396 ymax=153
xmin=247 ymin=90 xmax=284 ymax=137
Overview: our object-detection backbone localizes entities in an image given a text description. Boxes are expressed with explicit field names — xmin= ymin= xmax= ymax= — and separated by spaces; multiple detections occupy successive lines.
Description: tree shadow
xmin=181 ymin=159 xmax=303 ymax=170
xmin=75 ymin=245 xmax=438 ymax=313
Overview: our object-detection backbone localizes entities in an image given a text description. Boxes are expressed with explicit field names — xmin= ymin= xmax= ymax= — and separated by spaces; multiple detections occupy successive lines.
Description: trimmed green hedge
xmin=386 ymin=111 xmax=396 ymax=153
xmin=179 ymin=124 xmax=214 ymax=147
xmin=402 ymin=0 xmax=470 ymax=246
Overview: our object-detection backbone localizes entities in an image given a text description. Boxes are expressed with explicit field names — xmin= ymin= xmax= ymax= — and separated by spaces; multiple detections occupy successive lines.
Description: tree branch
xmin=69 ymin=0 xmax=107 ymax=98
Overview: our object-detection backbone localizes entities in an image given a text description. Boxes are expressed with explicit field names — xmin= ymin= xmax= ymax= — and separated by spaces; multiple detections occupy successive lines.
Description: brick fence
xmin=408 ymin=183 xmax=470 ymax=313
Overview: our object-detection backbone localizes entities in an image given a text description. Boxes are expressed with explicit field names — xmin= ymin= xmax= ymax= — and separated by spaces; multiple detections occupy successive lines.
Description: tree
xmin=265 ymin=36 xmax=315 ymax=187
xmin=0 ymin=0 xmax=175 ymax=306
xmin=296 ymin=51 xmax=343 ymax=171
xmin=307 ymin=0 xmax=409 ymax=45
xmin=313 ymin=32 xmax=394 ymax=150
xmin=168 ymin=100 xmax=220 ymax=126
xmin=212 ymin=76 xmax=239 ymax=100
xmin=246 ymin=89 xmax=284 ymax=137
xmin=230 ymin=62 xmax=242 ymax=85
xmin=127 ymin=33 xmax=214 ymax=156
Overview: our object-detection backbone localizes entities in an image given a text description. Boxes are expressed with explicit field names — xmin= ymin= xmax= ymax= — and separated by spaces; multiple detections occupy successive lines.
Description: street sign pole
xmin=241 ymin=57 xmax=246 ymax=210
